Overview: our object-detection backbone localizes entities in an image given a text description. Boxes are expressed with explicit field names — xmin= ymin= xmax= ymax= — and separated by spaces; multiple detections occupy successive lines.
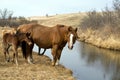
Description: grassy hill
xmin=28 ymin=13 xmax=85 ymax=27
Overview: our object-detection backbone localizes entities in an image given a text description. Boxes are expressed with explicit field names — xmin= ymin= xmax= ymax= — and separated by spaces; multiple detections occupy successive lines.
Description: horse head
xmin=67 ymin=26 xmax=78 ymax=50
xmin=21 ymin=32 xmax=32 ymax=45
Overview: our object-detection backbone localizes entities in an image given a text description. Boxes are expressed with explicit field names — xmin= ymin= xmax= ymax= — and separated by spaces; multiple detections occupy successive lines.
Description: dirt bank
xmin=0 ymin=27 xmax=75 ymax=80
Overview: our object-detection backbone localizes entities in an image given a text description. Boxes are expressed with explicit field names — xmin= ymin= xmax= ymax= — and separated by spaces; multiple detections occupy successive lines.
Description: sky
xmin=0 ymin=0 xmax=113 ymax=17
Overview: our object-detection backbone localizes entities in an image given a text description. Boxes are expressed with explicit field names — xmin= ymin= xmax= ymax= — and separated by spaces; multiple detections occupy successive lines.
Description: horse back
xmin=17 ymin=23 xmax=68 ymax=48
xmin=3 ymin=33 xmax=18 ymax=45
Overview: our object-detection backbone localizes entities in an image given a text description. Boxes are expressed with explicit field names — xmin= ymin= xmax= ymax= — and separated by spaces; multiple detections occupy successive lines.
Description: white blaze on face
xmin=69 ymin=34 xmax=74 ymax=49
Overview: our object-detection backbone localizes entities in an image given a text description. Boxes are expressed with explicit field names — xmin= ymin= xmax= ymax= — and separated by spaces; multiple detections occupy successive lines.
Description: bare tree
xmin=0 ymin=8 xmax=13 ymax=20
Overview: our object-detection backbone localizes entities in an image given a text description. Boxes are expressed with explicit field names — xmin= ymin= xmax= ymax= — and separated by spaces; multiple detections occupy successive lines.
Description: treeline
xmin=0 ymin=8 xmax=37 ymax=27
xmin=80 ymin=0 xmax=120 ymax=31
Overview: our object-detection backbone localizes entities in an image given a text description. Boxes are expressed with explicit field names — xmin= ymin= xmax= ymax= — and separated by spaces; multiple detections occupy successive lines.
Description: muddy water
xmin=33 ymin=41 xmax=120 ymax=80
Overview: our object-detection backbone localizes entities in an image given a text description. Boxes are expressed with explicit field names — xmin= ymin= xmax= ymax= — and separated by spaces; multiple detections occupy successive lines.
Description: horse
xmin=2 ymin=31 xmax=32 ymax=65
xmin=17 ymin=23 xmax=78 ymax=66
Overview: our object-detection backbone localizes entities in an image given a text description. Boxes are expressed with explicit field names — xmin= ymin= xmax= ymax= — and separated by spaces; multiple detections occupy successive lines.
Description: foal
xmin=3 ymin=31 xmax=32 ymax=65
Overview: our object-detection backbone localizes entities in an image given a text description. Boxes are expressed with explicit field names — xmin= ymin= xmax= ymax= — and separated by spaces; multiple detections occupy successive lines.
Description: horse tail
xmin=21 ymin=41 xmax=27 ymax=59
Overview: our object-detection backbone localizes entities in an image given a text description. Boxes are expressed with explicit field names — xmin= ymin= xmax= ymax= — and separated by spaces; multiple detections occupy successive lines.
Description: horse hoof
xmin=27 ymin=58 xmax=34 ymax=64
xmin=55 ymin=60 xmax=59 ymax=66
xmin=28 ymin=61 xmax=34 ymax=64
xmin=52 ymin=62 xmax=55 ymax=66
xmin=38 ymin=53 xmax=44 ymax=56
xmin=55 ymin=63 xmax=59 ymax=66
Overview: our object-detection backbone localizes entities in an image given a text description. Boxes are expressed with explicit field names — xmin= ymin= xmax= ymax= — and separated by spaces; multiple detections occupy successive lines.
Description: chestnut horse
xmin=17 ymin=23 xmax=78 ymax=66
xmin=2 ymin=31 xmax=32 ymax=65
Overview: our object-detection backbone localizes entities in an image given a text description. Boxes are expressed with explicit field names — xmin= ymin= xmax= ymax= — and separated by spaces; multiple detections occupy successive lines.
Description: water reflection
xmin=80 ymin=42 xmax=120 ymax=80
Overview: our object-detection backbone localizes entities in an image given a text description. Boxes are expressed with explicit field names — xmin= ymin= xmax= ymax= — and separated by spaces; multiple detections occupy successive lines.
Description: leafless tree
xmin=0 ymin=8 xmax=13 ymax=20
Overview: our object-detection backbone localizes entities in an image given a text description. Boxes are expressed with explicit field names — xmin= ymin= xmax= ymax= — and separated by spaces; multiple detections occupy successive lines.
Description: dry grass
xmin=78 ymin=27 xmax=120 ymax=50
xmin=29 ymin=13 xmax=85 ymax=27
xmin=0 ymin=52 xmax=74 ymax=80
xmin=0 ymin=27 xmax=75 ymax=80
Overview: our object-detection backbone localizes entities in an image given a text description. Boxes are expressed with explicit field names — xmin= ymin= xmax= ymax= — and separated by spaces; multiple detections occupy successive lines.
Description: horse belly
xmin=32 ymin=27 xmax=54 ymax=48
xmin=35 ymin=39 xmax=52 ymax=49
xmin=37 ymin=43 xmax=52 ymax=49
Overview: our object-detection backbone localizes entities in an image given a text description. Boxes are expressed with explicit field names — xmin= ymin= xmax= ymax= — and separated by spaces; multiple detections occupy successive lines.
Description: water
xmin=33 ymin=41 xmax=120 ymax=80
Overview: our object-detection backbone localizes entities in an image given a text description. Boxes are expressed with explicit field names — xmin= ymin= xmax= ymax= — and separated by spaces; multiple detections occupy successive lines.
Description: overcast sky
xmin=0 ymin=0 xmax=113 ymax=17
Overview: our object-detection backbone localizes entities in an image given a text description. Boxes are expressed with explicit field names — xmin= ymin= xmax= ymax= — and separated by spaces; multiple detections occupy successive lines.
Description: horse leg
xmin=38 ymin=48 xmax=46 ymax=56
xmin=3 ymin=45 xmax=7 ymax=61
xmin=6 ymin=50 xmax=10 ymax=62
xmin=55 ymin=48 xmax=63 ymax=65
xmin=12 ymin=53 xmax=15 ymax=62
xmin=38 ymin=47 xmax=46 ymax=55
xmin=51 ymin=45 xmax=58 ymax=66
xmin=41 ymin=49 xmax=46 ymax=55
xmin=15 ymin=51 xmax=18 ymax=66
xmin=30 ymin=44 xmax=34 ymax=63
xmin=13 ymin=46 xmax=18 ymax=66
xmin=21 ymin=41 xmax=27 ymax=59
xmin=27 ymin=43 xmax=34 ymax=64
xmin=22 ymin=42 xmax=31 ymax=64
xmin=5 ymin=45 xmax=10 ymax=62
xmin=4 ymin=49 xmax=7 ymax=63
xmin=38 ymin=47 xmax=41 ymax=55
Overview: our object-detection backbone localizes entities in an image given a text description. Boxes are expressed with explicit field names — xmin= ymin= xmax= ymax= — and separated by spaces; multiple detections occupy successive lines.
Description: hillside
xmin=28 ymin=13 xmax=85 ymax=27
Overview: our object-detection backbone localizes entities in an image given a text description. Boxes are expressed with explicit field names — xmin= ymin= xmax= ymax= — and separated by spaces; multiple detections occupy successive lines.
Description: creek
xmin=33 ymin=41 xmax=120 ymax=80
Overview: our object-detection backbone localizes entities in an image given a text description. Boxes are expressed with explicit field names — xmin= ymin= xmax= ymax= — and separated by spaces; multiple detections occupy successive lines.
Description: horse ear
xmin=68 ymin=26 xmax=73 ymax=31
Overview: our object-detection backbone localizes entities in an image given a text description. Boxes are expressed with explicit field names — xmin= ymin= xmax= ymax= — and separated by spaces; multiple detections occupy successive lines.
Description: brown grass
xmin=78 ymin=26 xmax=120 ymax=50
xmin=0 ymin=27 xmax=75 ymax=80
xmin=29 ymin=13 xmax=85 ymax=27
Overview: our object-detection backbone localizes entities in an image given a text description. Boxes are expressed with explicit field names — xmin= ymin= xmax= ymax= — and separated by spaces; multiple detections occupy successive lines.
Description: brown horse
xmin=2 ymin=31 xmax=32 ymax=65
xmin=17 ymin=23 xmax=78 ymax=66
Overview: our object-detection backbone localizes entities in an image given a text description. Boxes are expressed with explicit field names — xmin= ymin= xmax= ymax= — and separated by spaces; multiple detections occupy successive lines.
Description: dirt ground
xmin=0 ymin=27 xmax=75 ymax=80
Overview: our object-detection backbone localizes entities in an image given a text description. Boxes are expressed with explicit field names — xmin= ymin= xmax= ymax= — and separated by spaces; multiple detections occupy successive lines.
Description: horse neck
xmin=59 ymin=27 xmax=68 ymax=42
